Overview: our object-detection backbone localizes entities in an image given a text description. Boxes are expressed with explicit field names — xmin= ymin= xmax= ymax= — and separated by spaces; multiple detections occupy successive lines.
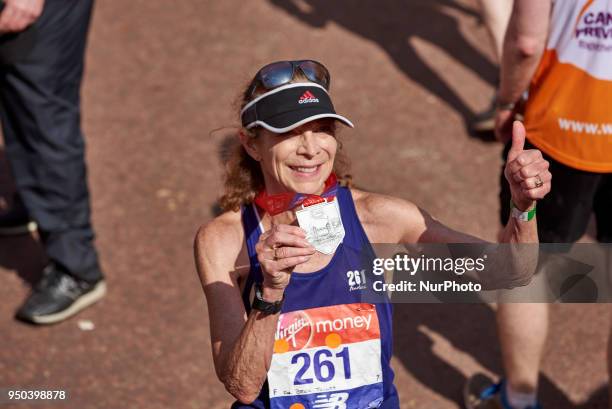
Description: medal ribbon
xmin=254 ymin=173 xmax=338 ymax=216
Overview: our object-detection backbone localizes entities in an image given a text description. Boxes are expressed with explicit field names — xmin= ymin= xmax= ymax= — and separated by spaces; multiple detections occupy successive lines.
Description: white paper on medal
xmin=295 ymin=199 xmax=345 ymax=255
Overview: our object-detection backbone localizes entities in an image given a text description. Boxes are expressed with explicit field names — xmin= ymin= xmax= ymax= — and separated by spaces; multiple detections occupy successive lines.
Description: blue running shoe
xmin=464 ymin=374 xmax=542 ymax=409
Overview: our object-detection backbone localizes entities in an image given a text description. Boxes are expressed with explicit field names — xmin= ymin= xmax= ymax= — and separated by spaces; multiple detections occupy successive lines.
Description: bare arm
xmin=359 ymin=124 xmax=550 ymax=287
xmin=498 ymin=0 xmax=551 ymax=106
xmin=360 ymin=195 xmax=539 ymax=289
xmin=195 ymin=215 xmax=314 ymax=404
xmin=195 ymin=216 xmax=275 ymax=404
xmin=495 ymin=0 xmax=552 ymax=141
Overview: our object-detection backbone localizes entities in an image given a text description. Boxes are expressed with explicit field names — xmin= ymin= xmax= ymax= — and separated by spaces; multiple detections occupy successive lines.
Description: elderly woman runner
xmin=195 ymin=60 xmax=551 ymax=408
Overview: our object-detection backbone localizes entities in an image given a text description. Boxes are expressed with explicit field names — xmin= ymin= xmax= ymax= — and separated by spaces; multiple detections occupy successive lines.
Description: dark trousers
xmin=0 ymin=0 xmax=101 ymax=281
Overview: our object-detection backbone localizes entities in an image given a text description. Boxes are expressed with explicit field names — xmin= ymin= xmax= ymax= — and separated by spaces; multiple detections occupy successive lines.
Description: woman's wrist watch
xmin=252 ymin=282 xmax=284 ymax=315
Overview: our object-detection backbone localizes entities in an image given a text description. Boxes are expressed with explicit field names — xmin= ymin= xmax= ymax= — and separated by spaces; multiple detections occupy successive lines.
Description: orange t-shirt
xmin=524 ymin=0 xmax=612 ymax=173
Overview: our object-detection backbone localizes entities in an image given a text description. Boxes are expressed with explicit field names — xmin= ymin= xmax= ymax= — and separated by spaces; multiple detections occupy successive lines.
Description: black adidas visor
xmin=240 ymin=83 xmax=354 ymax=133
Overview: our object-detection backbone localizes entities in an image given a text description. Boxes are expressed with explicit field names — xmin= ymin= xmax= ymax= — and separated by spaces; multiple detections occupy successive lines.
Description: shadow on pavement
xmin=0 ymin=147 xmax=46 ymax=288
xmin=578 ymin=385 xmax=608 ymax=408
xmin=268 ymin=0 xmax=497 ymax=139
xmin=393 ymin=303 xmax=606 ymax=407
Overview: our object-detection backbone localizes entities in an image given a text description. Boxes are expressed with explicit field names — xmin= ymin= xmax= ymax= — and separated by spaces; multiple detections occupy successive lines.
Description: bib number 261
xmin=291 ymin=347 xmax=351 ymax=385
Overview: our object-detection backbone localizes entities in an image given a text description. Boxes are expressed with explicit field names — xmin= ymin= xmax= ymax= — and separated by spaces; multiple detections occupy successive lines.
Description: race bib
xmin=268 ymin=303 xmax=384 ymax=409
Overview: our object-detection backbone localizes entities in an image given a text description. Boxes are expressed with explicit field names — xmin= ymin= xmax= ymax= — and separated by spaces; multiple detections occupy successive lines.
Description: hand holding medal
xmin=255 ymin=224 xmax=315 ymax=297
xmin=254 ymin=173 xmax=347 ymax=299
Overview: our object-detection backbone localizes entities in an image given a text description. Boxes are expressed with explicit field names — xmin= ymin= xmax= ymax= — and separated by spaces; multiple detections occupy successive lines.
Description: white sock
xmin=505 ymin=382 xmax=538 ymax=409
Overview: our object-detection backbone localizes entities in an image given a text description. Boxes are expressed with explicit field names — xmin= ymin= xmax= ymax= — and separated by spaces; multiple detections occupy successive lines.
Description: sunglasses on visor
xmin=247 ymin=60 xmax=331 ymax=99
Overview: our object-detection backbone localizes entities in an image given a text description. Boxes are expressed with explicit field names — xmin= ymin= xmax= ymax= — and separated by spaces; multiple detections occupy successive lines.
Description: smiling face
xmin=245 ymin=119 xmax=338 ymax=195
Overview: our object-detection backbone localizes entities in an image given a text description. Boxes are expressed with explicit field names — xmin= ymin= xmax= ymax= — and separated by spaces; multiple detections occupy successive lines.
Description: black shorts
xmin=500 ymin=141 xmax=612 ymax=243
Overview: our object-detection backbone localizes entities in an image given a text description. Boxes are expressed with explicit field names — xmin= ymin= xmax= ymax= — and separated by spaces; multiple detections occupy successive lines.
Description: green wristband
xmin=510 ymin=201 xmax=536 ymax=222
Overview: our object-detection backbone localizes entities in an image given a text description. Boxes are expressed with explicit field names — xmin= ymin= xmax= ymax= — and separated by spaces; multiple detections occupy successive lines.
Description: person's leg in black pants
xmin=0 ymin=0 xmax=105 ymax=324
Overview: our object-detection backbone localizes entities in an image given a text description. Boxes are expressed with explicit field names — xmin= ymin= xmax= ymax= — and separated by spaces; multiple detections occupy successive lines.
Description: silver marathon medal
xmin=295 ymin=197 xmax=345 ymax=255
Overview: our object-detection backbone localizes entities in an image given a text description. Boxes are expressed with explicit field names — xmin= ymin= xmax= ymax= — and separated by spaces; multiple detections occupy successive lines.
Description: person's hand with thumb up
xmin=504 ymin=121 xmax=551 ymax=212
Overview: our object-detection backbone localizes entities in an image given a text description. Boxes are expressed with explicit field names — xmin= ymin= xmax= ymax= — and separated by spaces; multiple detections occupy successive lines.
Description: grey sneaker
xmin=16 ymin=263 xmax=106 ymax=325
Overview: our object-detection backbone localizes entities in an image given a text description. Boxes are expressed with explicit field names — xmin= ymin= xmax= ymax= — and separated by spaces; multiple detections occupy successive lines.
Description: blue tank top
xmin=233 ymin=187 xmax=399 ymax=409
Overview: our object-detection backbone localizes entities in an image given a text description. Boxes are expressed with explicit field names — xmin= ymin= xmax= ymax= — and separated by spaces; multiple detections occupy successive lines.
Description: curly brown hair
xmin=218 ymin=73 xmax=352 ymax=212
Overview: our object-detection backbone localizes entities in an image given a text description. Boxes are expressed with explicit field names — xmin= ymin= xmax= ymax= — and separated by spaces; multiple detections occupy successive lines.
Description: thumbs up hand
xmin=504 ymin=121 xmax=551 ymax=211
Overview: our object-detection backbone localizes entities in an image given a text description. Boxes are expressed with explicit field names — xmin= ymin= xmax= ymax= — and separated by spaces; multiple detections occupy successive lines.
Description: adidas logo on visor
xmin=298 ymin=90 xmax=319 ymax=104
